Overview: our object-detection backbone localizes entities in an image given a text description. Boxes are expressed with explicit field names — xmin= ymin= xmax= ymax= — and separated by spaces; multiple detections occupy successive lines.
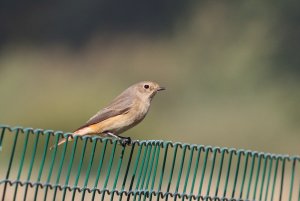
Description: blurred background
xmin=0 ymin=1 xmax=299 ymax=155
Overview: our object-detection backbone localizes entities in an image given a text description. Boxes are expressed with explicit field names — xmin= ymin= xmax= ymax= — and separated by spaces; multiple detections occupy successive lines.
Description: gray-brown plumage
xmin=50 ymin=81 xmax=165 ymax=150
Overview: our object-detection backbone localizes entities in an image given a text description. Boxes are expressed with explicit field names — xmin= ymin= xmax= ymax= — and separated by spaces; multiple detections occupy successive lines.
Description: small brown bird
xmin=50 ymin=81 xmax=165 ymax=150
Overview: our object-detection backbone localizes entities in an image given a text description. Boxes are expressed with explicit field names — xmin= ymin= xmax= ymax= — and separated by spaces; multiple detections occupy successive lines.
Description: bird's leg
xmin=105 ymin=132 xmax=131 ymax=146
xmin=105 ymin=132 xmax=120 ymax=139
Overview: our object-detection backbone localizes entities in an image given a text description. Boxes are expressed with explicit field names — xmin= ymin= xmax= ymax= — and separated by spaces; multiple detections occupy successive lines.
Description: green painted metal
xmin=239 ymin=152 xmax=249 ymax=199
xmin=271 ymin=157 xmax=280 ymax=201
xmin=0 ymin=125 xmax=299 ymax=201
xmin=214 ymin=149 xmax=225 ymax=197
xmin=223 ymin=150 xmax=233 ymax=197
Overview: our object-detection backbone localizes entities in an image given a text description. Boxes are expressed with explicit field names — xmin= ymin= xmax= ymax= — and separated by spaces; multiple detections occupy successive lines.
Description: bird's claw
xmin=120 ymin=137 xmax=131 ymax=146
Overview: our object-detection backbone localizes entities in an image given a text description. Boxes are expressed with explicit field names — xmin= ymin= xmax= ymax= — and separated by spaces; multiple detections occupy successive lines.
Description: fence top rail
xmin=1 ymin=124 xmax=299 ymax=161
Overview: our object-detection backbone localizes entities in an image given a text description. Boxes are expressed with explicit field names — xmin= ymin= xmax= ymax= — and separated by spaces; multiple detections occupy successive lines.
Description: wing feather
xmin=75 ymin=90 xmax=134 ymax=131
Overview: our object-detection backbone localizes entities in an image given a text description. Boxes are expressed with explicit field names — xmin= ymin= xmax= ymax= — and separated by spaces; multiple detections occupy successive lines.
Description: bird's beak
xmin=157 ymin=86 xmax=166 ymax=91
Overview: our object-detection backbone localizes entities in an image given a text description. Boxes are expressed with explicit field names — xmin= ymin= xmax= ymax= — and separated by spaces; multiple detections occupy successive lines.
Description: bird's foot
xmin=119 ymin=136 xmax=131 ymax=146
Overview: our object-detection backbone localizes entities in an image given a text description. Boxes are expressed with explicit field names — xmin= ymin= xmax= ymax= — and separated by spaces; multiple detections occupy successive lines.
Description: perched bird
xmin=50 ymin=81 xmax=165 ymax=150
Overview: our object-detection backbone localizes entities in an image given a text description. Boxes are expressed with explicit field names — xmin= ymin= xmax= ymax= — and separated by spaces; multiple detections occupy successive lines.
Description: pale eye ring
xmin=144 ymin=84 xmax=149 ymax=89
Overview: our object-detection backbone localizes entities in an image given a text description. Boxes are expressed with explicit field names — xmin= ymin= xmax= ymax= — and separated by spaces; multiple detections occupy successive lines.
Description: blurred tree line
xmin=0 ymin=1 xmax=299 ymax=77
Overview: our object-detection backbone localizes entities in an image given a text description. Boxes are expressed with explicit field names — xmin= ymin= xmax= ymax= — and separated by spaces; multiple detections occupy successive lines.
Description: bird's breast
xmin=133 ymin=100 xmax=150 ymax=120
xmin=115 ymin=100 xmax=150 ymax=133
xmin=96 ymin=100 xmax=151 ymax=135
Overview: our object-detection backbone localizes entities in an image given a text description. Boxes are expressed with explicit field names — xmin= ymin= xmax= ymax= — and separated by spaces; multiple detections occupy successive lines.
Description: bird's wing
xmin=75 ymin=92 xmax=134 ymax=131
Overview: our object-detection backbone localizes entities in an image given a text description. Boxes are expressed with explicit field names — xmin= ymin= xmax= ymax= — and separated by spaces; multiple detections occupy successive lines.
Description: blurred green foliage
xmin=0 ymin=1 xmax=299 ymax=155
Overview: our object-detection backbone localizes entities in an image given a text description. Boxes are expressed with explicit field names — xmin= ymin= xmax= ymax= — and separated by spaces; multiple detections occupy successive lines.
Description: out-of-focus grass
xmin=0 ymin=2 xmax=299 ymax=155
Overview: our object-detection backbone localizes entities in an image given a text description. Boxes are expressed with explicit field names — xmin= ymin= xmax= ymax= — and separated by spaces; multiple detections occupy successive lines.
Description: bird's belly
xmin=90 ymin=102 xmax=149 ymax=135
xmin=114 ymin=114 xmax=145 ymax=134
xmin=109 ymin=115 xmax=136 ymax=134
xmin=90 ymin=113 xmax=142 ymax=135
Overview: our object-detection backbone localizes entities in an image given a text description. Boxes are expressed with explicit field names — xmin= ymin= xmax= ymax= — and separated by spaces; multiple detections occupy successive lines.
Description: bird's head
xmin=135 ymin=81 xmax=165 ymax=101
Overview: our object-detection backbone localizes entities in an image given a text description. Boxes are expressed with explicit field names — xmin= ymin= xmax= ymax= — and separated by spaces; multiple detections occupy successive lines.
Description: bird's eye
xmin=144 ymin=84 xmax=149 ymax=89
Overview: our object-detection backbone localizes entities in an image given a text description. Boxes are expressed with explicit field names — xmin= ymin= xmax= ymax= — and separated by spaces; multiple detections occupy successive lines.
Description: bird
xmin=49 ymin=81 xmax=165 ymax=150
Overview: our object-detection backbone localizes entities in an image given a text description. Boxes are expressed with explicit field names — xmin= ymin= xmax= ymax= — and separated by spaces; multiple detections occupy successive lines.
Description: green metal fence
xmin=0 ymin=125 xmax=299 ymax=201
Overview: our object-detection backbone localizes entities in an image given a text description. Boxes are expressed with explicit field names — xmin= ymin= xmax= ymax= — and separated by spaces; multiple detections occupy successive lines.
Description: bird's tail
xmin=49 ymin=126 xmax=93 ymax=151
xmin=49 ymin=136 xmax=72 ymax=151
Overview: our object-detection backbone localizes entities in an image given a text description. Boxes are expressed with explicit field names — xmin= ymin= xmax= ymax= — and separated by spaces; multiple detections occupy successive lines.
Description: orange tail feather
xmin=49 ymin=137 xmax=72 ymax=151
